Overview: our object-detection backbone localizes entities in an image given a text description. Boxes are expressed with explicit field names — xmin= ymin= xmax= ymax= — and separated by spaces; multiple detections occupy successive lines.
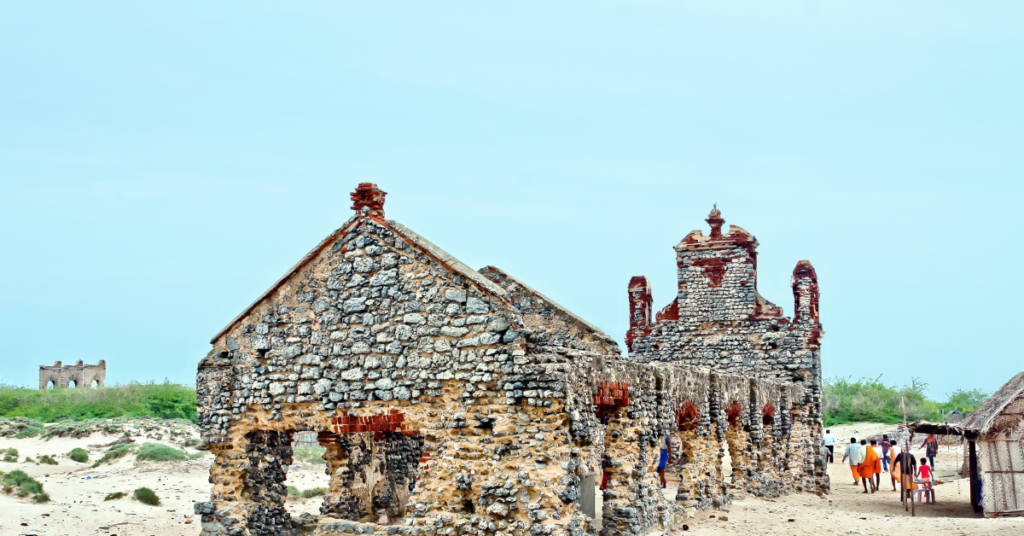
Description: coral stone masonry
xmin=195 ymin=185 xmax=827 ymax=536
xmin=39 ymin=360 xmax=106 ymax=389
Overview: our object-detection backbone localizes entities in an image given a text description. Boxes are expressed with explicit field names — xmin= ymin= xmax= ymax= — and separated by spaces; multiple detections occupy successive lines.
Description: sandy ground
xmin=2 ymin=422 xmax=1019 ymax=535
xmin=1 ymin=433 xmax=328 ymax=536
xmin=670 ymin=423 xmax=1020 ymax=535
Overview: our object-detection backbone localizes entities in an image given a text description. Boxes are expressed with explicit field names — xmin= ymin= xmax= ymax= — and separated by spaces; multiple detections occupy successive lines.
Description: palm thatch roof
xmin=908 ymin=371 xmax=1024 ymax=440
xmin=960 ymin=371 xmax=1024 ymax=436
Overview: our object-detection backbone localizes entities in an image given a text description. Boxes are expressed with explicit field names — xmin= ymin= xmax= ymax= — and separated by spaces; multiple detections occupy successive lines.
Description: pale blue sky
xmin=1 ymin=2 xmax=1021 ymax=397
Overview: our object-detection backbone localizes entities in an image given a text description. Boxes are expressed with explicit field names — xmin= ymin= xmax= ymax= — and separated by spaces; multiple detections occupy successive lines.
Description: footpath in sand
xmin=2 ymin=421 xmax=1020 ymax=535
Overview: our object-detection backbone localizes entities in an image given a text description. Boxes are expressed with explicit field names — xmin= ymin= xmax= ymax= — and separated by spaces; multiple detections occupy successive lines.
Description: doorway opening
xmin=68 ymin=380 xmax=77 ymax=388
xmin=284 ymin=430 xmax=331 ymax=518
xmin=319 ymin=412 xmax=424 ymax=524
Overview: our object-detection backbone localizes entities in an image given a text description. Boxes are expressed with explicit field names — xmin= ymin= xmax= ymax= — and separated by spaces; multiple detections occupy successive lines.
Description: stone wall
xmin=38 ymin=360 xmax=106 ymax=389
xmin=626 ymin=206 xmax=828 ymax=495
xmin=194 ymin=185 xmax=828 ymax=536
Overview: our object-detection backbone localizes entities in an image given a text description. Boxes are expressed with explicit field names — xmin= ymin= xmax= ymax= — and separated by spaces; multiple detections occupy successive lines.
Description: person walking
xmin=656 ymin=433 xmax=671 ymax=489
xmin=880 ymin=435 xmax=892 ymax=472
xmin=823 ymin=429 xmax=836 ymax=463
xmin=859 ymin=439 xmax=879 ymax=493
xmin=841 ymin=437 xmax=862 ymax=485
xmin=919 ymin=433 xmax=939 ymax=470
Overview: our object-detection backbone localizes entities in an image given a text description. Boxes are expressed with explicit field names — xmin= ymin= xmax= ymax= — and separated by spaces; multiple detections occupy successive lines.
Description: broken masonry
xmin=195 ymin=185 xmax=827 ymax=536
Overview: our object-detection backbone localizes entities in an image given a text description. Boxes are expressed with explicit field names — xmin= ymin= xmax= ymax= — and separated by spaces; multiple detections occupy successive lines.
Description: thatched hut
xmin=909 ymin=372 xmax=1024 ymax=516
xmin=959 ymin=371 xmax=1024 ymax=517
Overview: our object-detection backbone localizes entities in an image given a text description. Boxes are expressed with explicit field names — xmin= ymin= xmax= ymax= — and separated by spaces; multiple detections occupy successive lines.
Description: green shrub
xmin=1 ymin=469 xmax=48 ymax=502
xmin=287 ymin=485 xmax=328 ymax=500
xmin=182 ymin=437 xmax=201 ymax=448
xmin=133 ymin=487 xmax=160 ymax=506
xmin=14 ymin=421 xmax=44 ymax=439
xmin=301 ymin=487 xmax=328 ymax=498
xmin=2 ymin=448 xmax=18 ymax=463
xmin=38 ymin=454 xmax=58 ymax=465
xmin=23 ymin=456 xmax=34 ymax=463
xmin=135 ymin=443 xmax=187 ymax=462
xmin=0 ymin=381 xmax=196 ymax=423
xmin=92 ymin=443 xmax=137 ymax=467
xmin=293 ymin=444 xmax=327 ymax=465
xmin=68 ymin=448 xmax=89 ymax=463
xmin=104 ymin=491 xmax=126 ymax=501
xmin=823 ymin=377 xmax=990 ymax=426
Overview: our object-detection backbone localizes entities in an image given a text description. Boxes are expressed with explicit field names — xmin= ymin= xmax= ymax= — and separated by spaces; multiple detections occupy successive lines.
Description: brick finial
xmin=705 ymin=204 xmax=725 ymax=237
xmin=350 ymin=183 xmax=387 ymax=218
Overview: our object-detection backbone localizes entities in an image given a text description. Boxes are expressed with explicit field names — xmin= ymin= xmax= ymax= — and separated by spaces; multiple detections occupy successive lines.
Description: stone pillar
xmin=625 ymin=276 xmax=652 ymax=352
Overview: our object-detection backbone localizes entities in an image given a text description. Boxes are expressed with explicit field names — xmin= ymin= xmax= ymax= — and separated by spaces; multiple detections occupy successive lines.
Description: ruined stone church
xmin=195 ymin=184 xmax=826 ymax=536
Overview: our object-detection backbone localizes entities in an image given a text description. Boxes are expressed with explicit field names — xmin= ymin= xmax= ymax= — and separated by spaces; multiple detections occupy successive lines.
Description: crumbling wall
xmin=626 ymin=208 xmax=828 ymax=496
xmin=38 ymin=360 xmax=106 ymax=389
xmin=196 ymin=201 xmax=609 ymax=536
xmin=195 ymin=187 xmax=828 ymax=536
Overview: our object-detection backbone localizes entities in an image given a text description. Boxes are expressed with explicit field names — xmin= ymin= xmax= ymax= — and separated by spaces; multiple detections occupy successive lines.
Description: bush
xmin=104 ymin=491 xmax=126 ymax=501
xmin=133 ymin=487 xmax=160 ymax=506
xmin=293 ymin=444 xmax=327 ymax=465
xmin=14 ymin=421 xmax=44 ymax=439
xmin=301 ymin=487 xmax=328 ymax=498
xmin=38 ymin=455 xmax=58 ymax=465
xmin=287 ymin=486 xmax=328 ymax=500
xmin=135 ymin=443 xmax=187 ymax=462
xmin=823 ymin=377 xmax=990 ymax=426
xmin=0 ymin=381 xmax=197 ymax=423
xmin=2 ymin=448 xmax=18 ymax=462
xmin=92 ymin=443 xmax=137 ymax=467
xmin=1 ymin=469 xmax=49 ymax=502
xmin=68 ymin=448 xmax=89 ymax=463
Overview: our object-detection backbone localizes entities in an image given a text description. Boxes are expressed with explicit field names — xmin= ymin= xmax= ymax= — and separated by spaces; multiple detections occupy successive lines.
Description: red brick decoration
xmin=655 ymin=300 xmax=679 ymax=322
xmin=762 ymin=402 xmax=776 ymax=425
xmin=330 ymin=409 xmax=417 ymax=435
xmin=676 ymin=401 xmax=699 ymax=431
xmin=594 ymin=381 xmax=630 ymax=408
xmin=706 ymin=204 xmax=725 ymax=238
xmin=691 ymin=257 xmax=727 ymax=288
xmin=350 ymin=182 xmax=387 ymax=219
xmin=726 ymin=401 xmax=743 ymax=426
xmin=625 ymin=277 xmax=653 ymax=352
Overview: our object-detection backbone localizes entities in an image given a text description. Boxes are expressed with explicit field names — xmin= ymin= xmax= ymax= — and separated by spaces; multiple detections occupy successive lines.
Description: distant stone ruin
xmin=39 ymin=360 xmax=106 ymax=389
xmin=195 ymin=184 xmax=826 ymax=536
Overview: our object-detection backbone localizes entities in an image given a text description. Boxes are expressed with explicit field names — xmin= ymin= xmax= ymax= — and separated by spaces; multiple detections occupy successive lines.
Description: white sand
xmin=2 ymin=422 xmax=1018 ymax=535
xmin=1 ymin=432 xmax=328 ymax=536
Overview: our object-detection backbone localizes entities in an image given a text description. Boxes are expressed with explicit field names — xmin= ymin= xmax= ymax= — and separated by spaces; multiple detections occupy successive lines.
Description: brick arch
xmin=676 ymin=400 xmax=700 ymax=432
xmin=726 ymin=400 xmax=743 ymax=427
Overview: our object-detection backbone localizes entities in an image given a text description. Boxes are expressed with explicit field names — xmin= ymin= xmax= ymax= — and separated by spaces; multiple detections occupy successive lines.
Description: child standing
xmin=917 ymin=459 xmax=934 ymax=484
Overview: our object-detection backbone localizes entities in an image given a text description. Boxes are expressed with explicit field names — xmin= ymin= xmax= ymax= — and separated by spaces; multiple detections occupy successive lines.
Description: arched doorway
xmin=68 ymin=380 xmax=77 ymax=388
xmin=671 ymin=401 xmax=703 ymax=505
xmin=91 ymin=380 xmax=99 ymax=388
xmin=46 ymin=380 xmax=55 ymax=390
xmin=762 ymin=402 xmax=776 ymax=426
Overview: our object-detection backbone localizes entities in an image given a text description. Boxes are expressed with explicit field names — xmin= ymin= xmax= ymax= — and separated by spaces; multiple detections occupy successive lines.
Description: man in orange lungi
xmin=841 ymin=437 xmax=862 ymax=484
xmin=859 ymin=439 xmax=879 ymax=493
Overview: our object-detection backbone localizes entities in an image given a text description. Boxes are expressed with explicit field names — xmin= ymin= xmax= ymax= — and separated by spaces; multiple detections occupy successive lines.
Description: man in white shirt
xmin=823 ymin=430 xmax=836 ymax=463
xmin=841 ymin=437 xmax=863 ymax=485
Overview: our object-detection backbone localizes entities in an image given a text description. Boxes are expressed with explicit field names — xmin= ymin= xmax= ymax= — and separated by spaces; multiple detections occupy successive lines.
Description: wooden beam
xmin=969 ymin=440 xmax=981 ymax=513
